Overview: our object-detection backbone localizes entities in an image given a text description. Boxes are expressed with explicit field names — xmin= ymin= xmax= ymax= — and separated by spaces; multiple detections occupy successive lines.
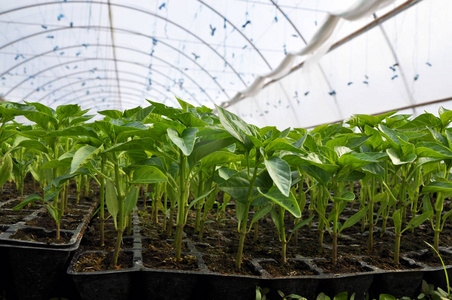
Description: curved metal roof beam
xmin=24 ymin=66 xmax=196 ymax=102
xmin=23 ymin=68 xmax=175 ymax=99
xmin=3 ymin=57 xmax=206 ymax=106
xmin=57 ymin=95 xmax=148 ymax=109
xmin=60 ymin=92 xmax=151 ymax=107
xmin=36 ymin=77 xmax=175 ymax=104
xmin=197 ymin=0 xmax=272 ymax=70
xmin=1 ymin=38 xmax=229 ymax=100
xmin=0 ymin=1 xmax=247 ymax=87
xmin=44 ymin=84 xmax=166 ymax=106
xmin=2 ymin=42 xmax=215 ymax=106
xmin=60 ymin=92 xmax=170 ymax=108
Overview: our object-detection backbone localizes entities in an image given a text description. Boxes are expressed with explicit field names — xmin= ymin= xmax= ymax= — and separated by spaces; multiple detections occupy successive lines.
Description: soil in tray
xmin=314 ymin=257 xmax=372 ymax=274
xmin=406 ymin=249 xmax=452 ymax=267
xmin=362 ymin=252 xmax=421 ymax=271
xmin=202 ymin=253 xmax=258 ymax=276
xmin=25 ymin=211 xmax=86 ymax=230
xmin=80 ymin=217 xmax=134 ymax=251
xmin=9 ymin=227 xmax=73 ymax=244
xmin=260 ymin=259 xmax=318 ymax=277
xmin=142 ymin=239 xmax=198 ymax=271
xmin=72 ymin=251 xmax=134 ymax=272
xmin=0 ymin=210 xmax=27 ymax=224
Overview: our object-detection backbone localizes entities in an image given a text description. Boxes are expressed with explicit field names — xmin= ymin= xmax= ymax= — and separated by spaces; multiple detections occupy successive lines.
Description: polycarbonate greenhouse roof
xmin=1 ymin=0 xmax=451 ymax=128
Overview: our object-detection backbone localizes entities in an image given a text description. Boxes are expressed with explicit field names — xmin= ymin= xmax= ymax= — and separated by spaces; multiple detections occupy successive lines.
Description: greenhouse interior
xmin=1 ymin=0 xmax=452 ymax=299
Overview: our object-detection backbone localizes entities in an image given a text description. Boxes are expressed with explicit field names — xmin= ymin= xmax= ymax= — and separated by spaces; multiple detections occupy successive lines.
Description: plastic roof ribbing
xmin=1 ymin=0 xmax=451 ymax=128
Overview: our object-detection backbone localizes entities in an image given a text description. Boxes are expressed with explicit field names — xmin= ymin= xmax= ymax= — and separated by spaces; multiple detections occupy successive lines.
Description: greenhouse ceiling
xmin=1 ymin=0 xmax=451 ymax=128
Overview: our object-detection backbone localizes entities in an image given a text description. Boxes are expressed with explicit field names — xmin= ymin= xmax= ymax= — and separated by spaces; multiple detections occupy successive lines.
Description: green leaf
xmin=12 ymin=193 xmax=42 ymax=211
xmin=316 ymin=292 xmax=331 ymax=300
xmin=439 ymin=106 xmax=452 ymax=128
xmin=167 ymin=127 xmax=198 ymax=156
xmin=333 ymin=292 xmax=349 ymax=300
xmin=187 ymin=187 xmax=216 ymax=213
xmin=249 ymin=203 xmax=272 ymax=229
xmin=130 ymin=166 xmax=167 ymax=184
xmin=339 ymin=207 xmax=367 ymax=233
xmin=264 ymin=155 xmax=292 ymax=197
xmin=41 ymin=159 xmax=71 ymax=170
xmin=379 ymin=294 xmax=396 ymax=300
xmin=270 ymin=206 xmax=282 ymax=237
xmin=235 ymin=201 xmax=247 ymax=230
xmin=218 ymin=169 xmax=272 ymax=203
xmin=106 ymin=181 xmax=119 ymax=229
xmin=105 ymin=138 xmax=155 ymax=152
xmin=293 ymin=215 xmax=314 ymax=232
xmin=215 ymin=105 xmax=256 ymax=147
xmin=338 ymin=152 xmax=379 ymax=169
xmin=379 ymin=124 xmax=406 ymax=149
xmin=422 ymin=181 xmax=452 ymax=194
xmin=0 ymin=154 xmax=12 ymax=187
xmin=393 ymin=210 xmax=402 ymax=233
xmin=398 ymin=112 xmax=441 ymax=131
xmin=300 ymin=165 xmax=331 ymax=185
xmin=200 ymin=151 xmax=240 ymax=169
xmin=46 ymin=126 xmax=98 ymax=138
xmin=334 ymin=191 xmax=355 ymax=202
xmin=124 ymin=185 xmax=138 ymax=218
xmin=361 ymin=162 xmax=384 ymax=178
xmin=16 ymin=139 xmax=48 ymax=153
xmin=386 ymin=148 xmax=416 ymax=165
xmin=258 ymin=187 xmax=301 ymax=218
xmin=71 ymin=145 xmax=102 ymax=173
xmin=416 ymin=142 xmax=452 ymax=159
xmin=51 ymin=173 xmax=79 ymax=188
xmin=265 ymin=138 xmax=306 ymax=154
xmin=56 ymin=104 xmax=84 ymax=119
xmin=189 ymin=137 xmax=236 ymax=167
xmin=98 ymin=109 xmax=123 ymax=119
xmin=402 ymin=211 xmax=432 ymax=234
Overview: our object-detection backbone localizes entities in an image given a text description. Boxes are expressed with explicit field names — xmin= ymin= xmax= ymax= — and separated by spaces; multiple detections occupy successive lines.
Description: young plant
xmin=391 ymin=207 xmax=432 ymax=265
xmin=421 ymin=182 xmax=452 ymax=250
xmin=215 ymin=105 xmax=308 ymax=269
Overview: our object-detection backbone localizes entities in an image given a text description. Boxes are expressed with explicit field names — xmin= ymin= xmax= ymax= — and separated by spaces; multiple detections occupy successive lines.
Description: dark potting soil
xmin=142 ymin=248 xmax=199 ymax=271
xmin=72 ymin=251 xmax=133 ymax=272
xmin=260 ymin=259 xmax=318 ymax=276
xmin=202 ymin=253 xmax=257 ymax=276
xmin=10 ymin=227 xmax=73 ymax=244
xmin=314 ymin=257 xmax=372 ymax=274
xmin=0 ymin=210 xmax=27 ymax=224
xmin=25 ymin=210 xmax=85 ymax=230
xmin=80 ymin=217 xmax=134 ymax=252
xmin=361 ymin=253 xmax=421 ymax=270
xmin=406 ymin=249 xmax=452 ymax=267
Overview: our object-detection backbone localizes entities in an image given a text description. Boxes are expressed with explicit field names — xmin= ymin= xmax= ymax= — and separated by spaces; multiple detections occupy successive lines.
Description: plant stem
xmin=99 ymin=157 xmax=106 ymax=247
xmin=112 ymin=157 xmax=124 ymax=267
xmin=394 ymin=232 xmax=401 ymax=265
xmin=434 ymin=192 xmax=444 ymax=250
xmin=280 ymin=206 xmax=287 ymax=264
xmin=56 ymin=222 xmax=60 ymax=240
xmin=235 ymin=162 xmax=259 ymax=269
xmin=368 ymin=177 xmax=375 ymax=251
xmin=332 ymin=203 xmax=338 ymax=265
xmin=175 ymin=154 xmax=188 ymax=261
xmin=162 ymin=185 xmax=167 ymax=231
xmin=112 ymin=228 xmax=124 ymax=267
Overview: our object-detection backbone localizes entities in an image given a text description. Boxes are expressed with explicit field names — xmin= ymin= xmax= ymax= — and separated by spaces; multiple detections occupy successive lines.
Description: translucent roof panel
xmin=1 ymin=0 xmax=451 ymax=128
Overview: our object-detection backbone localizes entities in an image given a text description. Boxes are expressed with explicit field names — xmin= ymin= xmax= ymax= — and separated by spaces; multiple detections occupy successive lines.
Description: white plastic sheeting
xmin=0 ymin=0 xmax=451 ymax=128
